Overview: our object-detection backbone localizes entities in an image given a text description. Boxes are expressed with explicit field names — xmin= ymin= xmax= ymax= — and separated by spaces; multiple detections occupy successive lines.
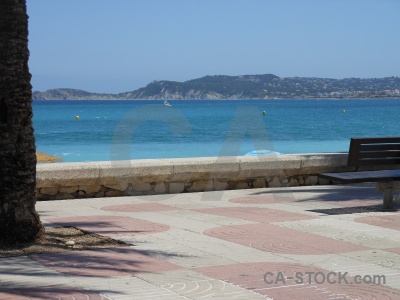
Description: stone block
xmin=122 ymin=187 xmax=142 ymax=196
xmin=40 ymin=187 xmax=59 ymax=196
xmin=131 ymin=181 xmax=152 ymax=192
xmin=288 ymin=178 xmax=299 ymax=187
xmin=186 ymin=180 xmax=214 ymax=192
xmin=169 ymin=182 xmax=185 ymax=194
xmin=304 ymin=175 xmax=319 ymax=186
xmin=213 ymin=179 xmax=228 ymax=191
xmin=268 ymin=176 xmax=282 ymax=188
xmin=79 ymin=185 xmax=101 ymax=194
xmin=105 ymin=190 xmax=122 ymax=197
xmin=252 ymin=178 xmax=266 ymax=188
xmin=234 ymin=181 xmax=250 ymax=189
xmin=95 ymin=191 xmax=105 ymax=198
xmin=154 ymin=182 xmax=166 ymax=194
xmin=59 ymin=186 xmax=79 ymax=194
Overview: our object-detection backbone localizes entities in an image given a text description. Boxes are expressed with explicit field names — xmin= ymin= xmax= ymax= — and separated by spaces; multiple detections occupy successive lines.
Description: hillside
xmin=32 ymin=74 xmax=400 ymax=100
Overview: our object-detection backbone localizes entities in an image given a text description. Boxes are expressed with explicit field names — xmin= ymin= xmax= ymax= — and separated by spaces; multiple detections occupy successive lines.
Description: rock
xmin=59 ymin=186 xmax=78 ymax=194
xmin=213 ymin=179 xmax=228 ymax=191
xmin=154 ymin=182 xmax=166 ymax=194
xmin=40 ymin=187 xmax=59 ymax=196
xmin=131 ymin=181 xmax=152 ymax=192
xmin=234 ymin=181 xmax=250 ymax=189
xmin=169 ymin=182 xmax=185 ymax=194
xmin=268 ymin=176 xmax=282 ymax=187
xmin=79 ymin=185 xmax=101 ymax=194
xmin=304 ymin=176 xmax=319 ymax=186
xmin=104 ymin=183 xmax=128 ymax=191
xmin=187 ymin=180 xmax=214 ymax=192
xmin=65 ymin=240 xmax=75 ymax=247
xmin=252 ymin=178 xmax=266 ymax=188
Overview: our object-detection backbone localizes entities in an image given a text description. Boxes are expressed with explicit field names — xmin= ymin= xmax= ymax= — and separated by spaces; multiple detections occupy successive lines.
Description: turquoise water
xmin=33 ymin=99 xmax=400 ymax=162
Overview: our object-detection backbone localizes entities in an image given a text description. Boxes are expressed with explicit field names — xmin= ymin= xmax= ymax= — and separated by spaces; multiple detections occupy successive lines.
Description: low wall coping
xmin=36 ymin=153 xmax=348 ymax=188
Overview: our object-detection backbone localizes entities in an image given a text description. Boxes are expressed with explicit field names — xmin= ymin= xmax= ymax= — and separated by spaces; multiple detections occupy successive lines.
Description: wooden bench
xmin=319 ymin=137 xmax=400 ymax=209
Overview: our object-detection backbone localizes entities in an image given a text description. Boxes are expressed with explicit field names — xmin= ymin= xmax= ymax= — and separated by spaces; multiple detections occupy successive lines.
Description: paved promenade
xmin=1 ymin=184 xmax=400 ymax=299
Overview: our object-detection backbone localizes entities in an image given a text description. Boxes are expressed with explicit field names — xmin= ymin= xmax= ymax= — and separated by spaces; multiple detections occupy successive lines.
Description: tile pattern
xmin=194 ymin=207 xmax=316 ymax=223
xmin=204 ymin=223 xmax=366 ymax=255
xmin=45 ymin=215 xmax=170 ymax=237
xmin=0 ymin=286 xmax=107 ymax=300
xmin=101 ymin=203 xmax=177 ymax=212
xmin=2 ymin=185 xmax=400 ymax=299
xmin=31 ymin=247 xmax=181 ymax=277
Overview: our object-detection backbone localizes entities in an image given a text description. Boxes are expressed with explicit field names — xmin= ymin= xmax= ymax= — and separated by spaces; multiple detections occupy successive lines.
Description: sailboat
xmin=164 ymin=100 xmax=172 ymax=107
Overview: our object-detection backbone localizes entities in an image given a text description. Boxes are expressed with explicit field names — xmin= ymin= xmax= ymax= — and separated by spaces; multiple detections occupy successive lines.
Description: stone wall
xmin=36 ymin=153 xmax=350 ymax=200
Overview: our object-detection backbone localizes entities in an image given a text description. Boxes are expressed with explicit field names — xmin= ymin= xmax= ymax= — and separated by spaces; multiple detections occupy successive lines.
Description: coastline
xmin=32 ymin=97 xmax=400 ymax=101
xmin=36 ymin=152 xmax=62 ymax=163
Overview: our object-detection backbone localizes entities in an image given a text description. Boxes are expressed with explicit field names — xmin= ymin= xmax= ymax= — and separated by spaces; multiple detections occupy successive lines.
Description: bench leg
xmin=376 ymin=182 xmax=399 ymax=209
xmin=383 ymin=187 xmax=395 ymax=209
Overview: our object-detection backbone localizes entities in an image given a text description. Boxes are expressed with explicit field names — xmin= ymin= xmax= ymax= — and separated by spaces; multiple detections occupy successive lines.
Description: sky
xmin=27 ymin=0 xmax=400 ymax=93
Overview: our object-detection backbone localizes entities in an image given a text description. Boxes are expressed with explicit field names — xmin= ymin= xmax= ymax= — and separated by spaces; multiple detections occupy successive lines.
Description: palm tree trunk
xmin=0 ymin=0 xmax=44 ymax=245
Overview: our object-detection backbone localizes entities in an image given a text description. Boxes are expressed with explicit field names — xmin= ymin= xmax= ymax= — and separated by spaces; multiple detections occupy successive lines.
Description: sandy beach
xmin=36 ymin=152 xmax=62 ymax=163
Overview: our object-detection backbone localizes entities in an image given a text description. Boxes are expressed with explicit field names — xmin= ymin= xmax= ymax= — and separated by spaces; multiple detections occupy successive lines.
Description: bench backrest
xmin=348 ymin=137 xmax=400 ymax=169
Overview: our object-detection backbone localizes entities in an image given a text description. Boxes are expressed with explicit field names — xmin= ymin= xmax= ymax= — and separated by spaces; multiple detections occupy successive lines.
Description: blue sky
xmin=27 ymin=0 xmax=400 ymax=93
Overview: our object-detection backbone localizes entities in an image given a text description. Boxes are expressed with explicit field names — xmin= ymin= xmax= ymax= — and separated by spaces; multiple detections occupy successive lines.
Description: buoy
xmin=262 ymin=111 xmax=266 ymax=116
xmin=342 ymin=110 xmax=346 ymax=113
xmin=75 ymin=115 xmax=80 ymax=120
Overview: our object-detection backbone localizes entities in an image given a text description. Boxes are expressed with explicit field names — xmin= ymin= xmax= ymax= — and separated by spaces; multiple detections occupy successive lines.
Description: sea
xmin=32 ymin=99 xmax=400 ymax=162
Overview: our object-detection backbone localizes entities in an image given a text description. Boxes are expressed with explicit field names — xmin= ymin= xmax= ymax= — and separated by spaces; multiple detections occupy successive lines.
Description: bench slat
xmin=319 ymin=169 xmax=400 ymax=184
xmin=353 ymin=137 xmax=400 ymax=144
xmin=359 ymin=150 xmax=400 ymax=159
xmin=360 ymin=144 xmax=400 ymax=151
xmin=356 ymin=158 xmax=400 ymax=166
xmin=348 ymin=137 xmax=400 ymax=168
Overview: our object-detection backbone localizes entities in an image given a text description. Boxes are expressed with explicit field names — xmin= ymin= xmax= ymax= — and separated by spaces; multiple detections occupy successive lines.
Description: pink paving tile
xmin=354 ymin=213 xmax=400 ymax=231
xmin=0 ymin=285 xmax=106 ymax=299
xmin=196 ymin=262 xmax=400 ymax=299
xmin=30 ymin=247 xmax=181 ymax=277
xmin=101 ymin=203 xmax=177 ymax=212
xmin=194 ymin=207 xmax=317 ymax=223
xmin=205 ymin=223 xmax=366 ymax=255
xmin=229 ymin=195 xmax=298 ymax=204
xmin=383 ymin=247 xmax=400 ymax=255
xmin=45 ymin=215 xmax=169 ymax=237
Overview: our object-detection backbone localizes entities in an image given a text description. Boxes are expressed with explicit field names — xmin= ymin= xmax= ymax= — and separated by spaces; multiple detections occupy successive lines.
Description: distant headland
xmin=32 ymin=74 xmax=400 ymax=100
